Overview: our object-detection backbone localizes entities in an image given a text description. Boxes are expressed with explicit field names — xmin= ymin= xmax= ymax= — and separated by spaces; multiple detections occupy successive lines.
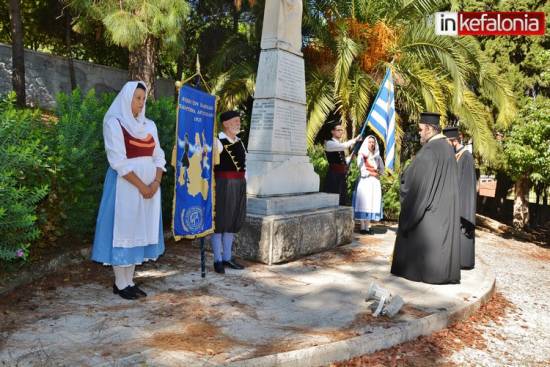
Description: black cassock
xmin=456 ymin=147 xmax=476 ymax=269
xmin=391 ymin=135 xmax=461 ymax=284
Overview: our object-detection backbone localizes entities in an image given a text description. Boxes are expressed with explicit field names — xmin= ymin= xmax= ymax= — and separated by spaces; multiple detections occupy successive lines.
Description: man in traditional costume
xmin=92 ymin=81 xmax=166 ymax=300
xmin=212 ymin=111 xmax=247 ymax=274
xmin=352 ymin=135 xmax=384 ymax=234
xmin=391 ymin=112 xmax=461 ymax=284
xmin=323 ymin=122 xmax=362 ymax=205
xmin=444 ymin=126 xmax=476 ymax=269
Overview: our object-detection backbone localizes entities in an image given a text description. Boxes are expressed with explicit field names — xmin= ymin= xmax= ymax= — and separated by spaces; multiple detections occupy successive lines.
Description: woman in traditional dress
xmin=352 ymin=135 xmax=384 ymax=234
xmin=91 ymin=81 xmax=166 ymax=300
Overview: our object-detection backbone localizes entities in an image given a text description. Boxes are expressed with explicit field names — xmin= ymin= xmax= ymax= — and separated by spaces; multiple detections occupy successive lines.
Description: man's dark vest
xmin=215 ymin=138 xmax=247 ymax=172
xmin=325 ymin=150 xmax=346 ymax=165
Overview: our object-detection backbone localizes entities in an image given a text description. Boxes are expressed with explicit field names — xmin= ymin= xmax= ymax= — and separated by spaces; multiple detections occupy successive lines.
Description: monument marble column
xmin=234 ymin=0 xmax=353 ymax=264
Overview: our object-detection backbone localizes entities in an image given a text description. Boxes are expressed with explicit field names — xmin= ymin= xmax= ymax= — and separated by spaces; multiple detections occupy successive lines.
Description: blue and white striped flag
xmin=364 ymin=68 xmax=396 ymax=171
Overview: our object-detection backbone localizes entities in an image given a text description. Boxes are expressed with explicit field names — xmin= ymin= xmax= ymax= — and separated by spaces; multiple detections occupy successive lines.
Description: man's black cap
xmin=220 ymin=110 xmax=240 ymax=123
xmin=419 ymin=112 xmax=440 ymax=126
xmin=443 ymin=126 xmax=459 ymax=139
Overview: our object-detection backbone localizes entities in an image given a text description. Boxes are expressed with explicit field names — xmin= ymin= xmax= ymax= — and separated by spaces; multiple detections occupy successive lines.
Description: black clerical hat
xmin=220 ymin=110 xmax=240 ymax=123
xmin=443 ymin=126 xmax=459 ymax=139
xmin=419 ymin=112 xmax=440 ymax=126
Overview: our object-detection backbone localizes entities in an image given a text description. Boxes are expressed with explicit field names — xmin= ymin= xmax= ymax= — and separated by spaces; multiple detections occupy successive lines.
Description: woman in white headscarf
xmin=352 ymin=135 xmax=384 ymax=234
xmin=91 ymin=81 xmax=166 ymax=300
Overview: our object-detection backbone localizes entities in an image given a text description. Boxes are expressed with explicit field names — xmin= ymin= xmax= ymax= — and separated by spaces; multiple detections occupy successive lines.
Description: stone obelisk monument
xmin=235 ymin=0 xmax=353 ymax=264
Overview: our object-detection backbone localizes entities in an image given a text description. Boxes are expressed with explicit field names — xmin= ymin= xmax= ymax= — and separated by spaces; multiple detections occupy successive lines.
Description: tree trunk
xmin=128 ymin=35 xmax=158 ymax=99
xmin=64 ymin=8 xmax=77 ymax=91
xmin=534 ymin=183 xmax=543 ymax=226
xmin=495 ymin=170 xmax=513 ymax=220
xmin=8 ymin=0 xmax=26 ymax=107
xmin=512 ymin=176 xmax=530 ymax=230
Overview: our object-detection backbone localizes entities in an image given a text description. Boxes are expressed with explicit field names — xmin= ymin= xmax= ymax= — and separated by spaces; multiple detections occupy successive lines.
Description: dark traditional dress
xmin=455 ymin=147 xmax=476 ymax=269
xmin=324 ymin=138 xmax=355 ymax=205
xmin=214 ymin=133 xmax=247 ymax=233
xmin=391 ymin=134 xmax=461 ymax=284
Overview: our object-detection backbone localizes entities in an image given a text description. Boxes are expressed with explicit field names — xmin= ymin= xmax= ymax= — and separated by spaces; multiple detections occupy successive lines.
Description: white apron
xmin=113 ymin=156 xmax=161 ymax=248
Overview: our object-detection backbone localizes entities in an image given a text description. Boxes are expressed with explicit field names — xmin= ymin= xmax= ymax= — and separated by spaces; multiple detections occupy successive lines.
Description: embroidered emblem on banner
xmin=181 ymin=206 xmax=204 ymax=232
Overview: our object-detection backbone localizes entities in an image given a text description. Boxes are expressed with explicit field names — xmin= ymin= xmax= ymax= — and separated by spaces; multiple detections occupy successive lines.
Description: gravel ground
xmin=448 ymin=229 xmax=550 ymax=367
xmin=332 ymin=227 xmax=550 ymax=367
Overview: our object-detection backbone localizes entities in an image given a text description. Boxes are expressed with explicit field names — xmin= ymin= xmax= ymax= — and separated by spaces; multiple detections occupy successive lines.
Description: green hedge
xmin=0 ymin=93 xmax=49 ymax=261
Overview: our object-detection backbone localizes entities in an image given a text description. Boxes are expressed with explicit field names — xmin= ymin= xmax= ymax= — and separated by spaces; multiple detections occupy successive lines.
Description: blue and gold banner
xmin=173 ymin=85 xmax=216 ymax=239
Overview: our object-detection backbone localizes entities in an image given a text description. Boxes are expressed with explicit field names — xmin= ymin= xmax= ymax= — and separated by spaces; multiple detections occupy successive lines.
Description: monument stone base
xmin=234 ymin=204 xmax=353 ymax=265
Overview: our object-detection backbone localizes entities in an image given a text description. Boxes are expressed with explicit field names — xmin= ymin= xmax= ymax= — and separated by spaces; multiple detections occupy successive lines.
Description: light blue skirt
xmin=91 ymin=167 xmax=165 ymax=266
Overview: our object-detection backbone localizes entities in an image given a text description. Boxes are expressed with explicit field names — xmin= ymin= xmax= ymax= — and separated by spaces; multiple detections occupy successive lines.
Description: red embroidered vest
xmin=119 ymin=122 xmax=155 ymax=158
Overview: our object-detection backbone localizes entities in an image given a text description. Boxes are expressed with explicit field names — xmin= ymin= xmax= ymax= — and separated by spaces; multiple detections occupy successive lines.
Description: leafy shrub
xmin=0 ymin=93 xmax=49 ymax=261
xmin=308 ymin=144 xmax=328 ymax=191
xmin=43 ymin=89 xmax=110 ymax=240
xmin=380 ymin=172 xmax=401 ymax=221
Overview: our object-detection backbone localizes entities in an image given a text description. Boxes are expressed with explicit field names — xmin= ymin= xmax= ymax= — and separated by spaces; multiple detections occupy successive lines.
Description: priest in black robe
xmin=391 ymin=112 xmax=461 ymax=284
xmin=444 ymin=126 xmax=476 ymax=270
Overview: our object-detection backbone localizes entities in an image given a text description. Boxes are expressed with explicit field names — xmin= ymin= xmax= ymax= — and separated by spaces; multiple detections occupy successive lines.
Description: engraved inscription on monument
xmin=277 ymin=52 xmax=305 ymax=103
xmin=272 ymin=101 xmax=306 ymax=154
xmin=249 ymin=99 xmax=306 ymax=155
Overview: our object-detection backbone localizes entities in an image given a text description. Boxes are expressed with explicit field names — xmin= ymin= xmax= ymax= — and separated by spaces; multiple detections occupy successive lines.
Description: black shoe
xmin=213 ymin=261 xmax=225 ymax=274
xmin=223 ymin=259 xmax=245 ymax=270
xmin=130 ymin=285 xmax=147 ymax=298
xmin=359 ymin=229 xmax=369 ymax=235
xmin=113 ymin=284 xmax=138 ymax=300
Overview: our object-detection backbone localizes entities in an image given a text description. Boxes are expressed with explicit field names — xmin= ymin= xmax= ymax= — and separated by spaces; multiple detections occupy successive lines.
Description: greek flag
xmin=365 ymin=68 xmax=396 ymax=171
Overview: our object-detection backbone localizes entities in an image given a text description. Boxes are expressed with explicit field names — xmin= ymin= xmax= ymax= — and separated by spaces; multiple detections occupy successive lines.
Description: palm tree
xmin=303 ymin=0 xmax=516 ymax=163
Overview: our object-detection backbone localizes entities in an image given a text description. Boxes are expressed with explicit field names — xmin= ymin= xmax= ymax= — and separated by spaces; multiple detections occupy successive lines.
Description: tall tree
xmin=7 ymin=0 xmax=25 ymax=107
xmin=68 ymin=0 xmax=190 ymax=98
xmin=503 ymin=97 xmax=550 ymax=229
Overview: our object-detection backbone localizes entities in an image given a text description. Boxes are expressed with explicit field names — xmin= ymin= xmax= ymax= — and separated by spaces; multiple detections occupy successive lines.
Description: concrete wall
xmin=0 ymin=43 xmax=174 ymax=109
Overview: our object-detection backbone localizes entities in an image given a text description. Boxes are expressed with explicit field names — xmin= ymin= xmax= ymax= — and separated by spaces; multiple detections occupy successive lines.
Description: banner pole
xmin=200 ymin=237 xmax=206 ymax=278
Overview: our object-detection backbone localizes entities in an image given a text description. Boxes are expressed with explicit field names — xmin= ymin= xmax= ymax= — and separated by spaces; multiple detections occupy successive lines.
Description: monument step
xmin=247 ymin=192 xmax=339 ymax=215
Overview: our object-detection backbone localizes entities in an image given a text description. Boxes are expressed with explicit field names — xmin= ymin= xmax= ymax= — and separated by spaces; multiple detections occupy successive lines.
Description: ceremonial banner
xmin=173 ymin=85 xmax=216 ymax=239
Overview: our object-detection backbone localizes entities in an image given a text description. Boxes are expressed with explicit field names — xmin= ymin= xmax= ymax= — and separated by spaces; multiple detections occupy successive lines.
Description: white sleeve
xmin=151 ymin=124 xmax=166 ymax=172
xmin=103 ymin=119 xmax=133 ymax=176
xmin=324 ymin=138 xmax=356 ymax=152
xmin=216 ymin=138 xmax=224 ymax=153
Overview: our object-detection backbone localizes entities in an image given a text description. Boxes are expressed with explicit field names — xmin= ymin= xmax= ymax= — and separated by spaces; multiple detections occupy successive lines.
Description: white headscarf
xmin=103 ymin=81 xmax=151 ymax=139
xmin=358 ymin=135 xmax=381 ymax=165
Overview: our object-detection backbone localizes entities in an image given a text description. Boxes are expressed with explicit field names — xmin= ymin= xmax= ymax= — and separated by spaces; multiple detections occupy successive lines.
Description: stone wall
xmin=0 ymin=43 xmax=174 ymax=109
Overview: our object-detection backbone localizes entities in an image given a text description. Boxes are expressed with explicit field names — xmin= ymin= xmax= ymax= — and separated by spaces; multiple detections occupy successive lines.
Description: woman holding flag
xmin=352 ymin=135 xmax=384 ymax=234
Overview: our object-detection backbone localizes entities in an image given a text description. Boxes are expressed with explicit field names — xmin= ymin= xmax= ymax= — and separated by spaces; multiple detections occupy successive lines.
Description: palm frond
xmin=211 ymin=62 xmax=256 ymax=111
xmin=391 ymin=0 xmax=449 ymax=23
xmin=446 ymin=83 xmax=498 ymax=162
xmin=306 ymin=73 xmax=335 ymax=147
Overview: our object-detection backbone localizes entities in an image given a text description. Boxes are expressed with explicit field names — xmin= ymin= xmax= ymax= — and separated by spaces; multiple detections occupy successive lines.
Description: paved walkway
xmin=0 ymin=225 xmax=495 ymax=366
